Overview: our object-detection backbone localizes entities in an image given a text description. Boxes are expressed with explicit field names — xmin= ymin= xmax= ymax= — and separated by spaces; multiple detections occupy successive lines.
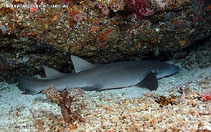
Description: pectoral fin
xmin=137 ymin=73 xmax=158 ymax=91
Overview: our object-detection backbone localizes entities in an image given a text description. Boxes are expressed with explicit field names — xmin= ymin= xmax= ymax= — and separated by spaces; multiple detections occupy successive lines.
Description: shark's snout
xmin=171 ymin=65 xmax=179 ymax=73
xmin=153 ymin=63 xmax=179 ymax=79
xmin=164 ymin=64 xmax=179 ymax=77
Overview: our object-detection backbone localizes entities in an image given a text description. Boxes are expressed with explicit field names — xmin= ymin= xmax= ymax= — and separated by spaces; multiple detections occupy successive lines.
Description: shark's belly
xmin=100 ymin=76 xmax=141 ymax=89
xmin=83 ymin=69 xmax=144 ymax=89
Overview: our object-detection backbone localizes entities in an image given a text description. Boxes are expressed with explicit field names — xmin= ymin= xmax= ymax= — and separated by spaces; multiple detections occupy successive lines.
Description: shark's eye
xmin=157 ymin=67 xmax=161 ymax=74
xmin=150 ymin=66 xmax=158 ymax=73
xmin=156 ymin=68 xmax=160 ymax=74
xmin=155 ymin=66 xmax=162 ymax=74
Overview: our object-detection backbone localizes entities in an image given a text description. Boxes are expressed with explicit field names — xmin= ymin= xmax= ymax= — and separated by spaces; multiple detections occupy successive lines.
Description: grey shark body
xmin=18 ymin=55 xmax=179 ymax=94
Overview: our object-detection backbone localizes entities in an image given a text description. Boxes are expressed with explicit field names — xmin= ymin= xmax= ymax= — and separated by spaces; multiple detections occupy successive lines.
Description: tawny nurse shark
xmin=18 ymin=55 xmax=179 ymax=94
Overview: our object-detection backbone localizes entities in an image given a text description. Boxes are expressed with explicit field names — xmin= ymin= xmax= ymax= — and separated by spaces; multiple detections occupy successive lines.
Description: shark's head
xmin=150 ymin=62 xmax=179 ymax=79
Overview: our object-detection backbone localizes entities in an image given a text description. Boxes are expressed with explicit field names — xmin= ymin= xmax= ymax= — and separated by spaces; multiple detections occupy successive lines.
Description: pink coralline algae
xmin=62 ymin=0 xmax=73 ymax=8
xmin=199 ymin=91 xmax=211 ymax=101
xmin=126 ymin=0 xmax=154 ymax=19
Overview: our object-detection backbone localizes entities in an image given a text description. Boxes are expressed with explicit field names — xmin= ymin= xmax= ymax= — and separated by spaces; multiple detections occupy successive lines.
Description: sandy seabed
xmin=0 ymin=45 xmax=210 ymax=132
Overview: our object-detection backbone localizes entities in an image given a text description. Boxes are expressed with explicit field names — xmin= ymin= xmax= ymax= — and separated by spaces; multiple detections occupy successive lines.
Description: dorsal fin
xmin=43 ymin=66 xmax=67 ymax=79
xmin=71 ymin=55 xmax=97 ymax=73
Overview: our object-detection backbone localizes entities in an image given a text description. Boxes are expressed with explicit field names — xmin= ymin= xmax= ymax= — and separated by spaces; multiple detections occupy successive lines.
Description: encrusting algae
xmin=28 ymin=86 xmax=211 ymax=131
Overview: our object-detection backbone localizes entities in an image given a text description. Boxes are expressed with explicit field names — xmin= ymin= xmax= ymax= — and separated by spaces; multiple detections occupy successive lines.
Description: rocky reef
xmin=0 ymin=0 xmax=210 ymax=82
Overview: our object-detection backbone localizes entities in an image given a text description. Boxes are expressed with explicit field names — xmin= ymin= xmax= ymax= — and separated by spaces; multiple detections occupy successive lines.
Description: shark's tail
xmin=17 ymin=75 xmax=46 ymax=94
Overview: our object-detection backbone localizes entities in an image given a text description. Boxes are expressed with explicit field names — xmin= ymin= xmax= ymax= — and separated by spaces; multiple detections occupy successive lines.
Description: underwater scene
xmin=0 ymin=0 xmax=210 ymax=131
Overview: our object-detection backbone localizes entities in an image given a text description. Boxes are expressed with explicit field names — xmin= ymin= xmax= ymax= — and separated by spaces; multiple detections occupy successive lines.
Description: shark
xmin=18 ymin=55 xmax=179 ymax=94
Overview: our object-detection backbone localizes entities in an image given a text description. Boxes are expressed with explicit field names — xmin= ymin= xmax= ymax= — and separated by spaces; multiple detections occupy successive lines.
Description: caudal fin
xmin=17 ymin=75 xmax=45 ymax=94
